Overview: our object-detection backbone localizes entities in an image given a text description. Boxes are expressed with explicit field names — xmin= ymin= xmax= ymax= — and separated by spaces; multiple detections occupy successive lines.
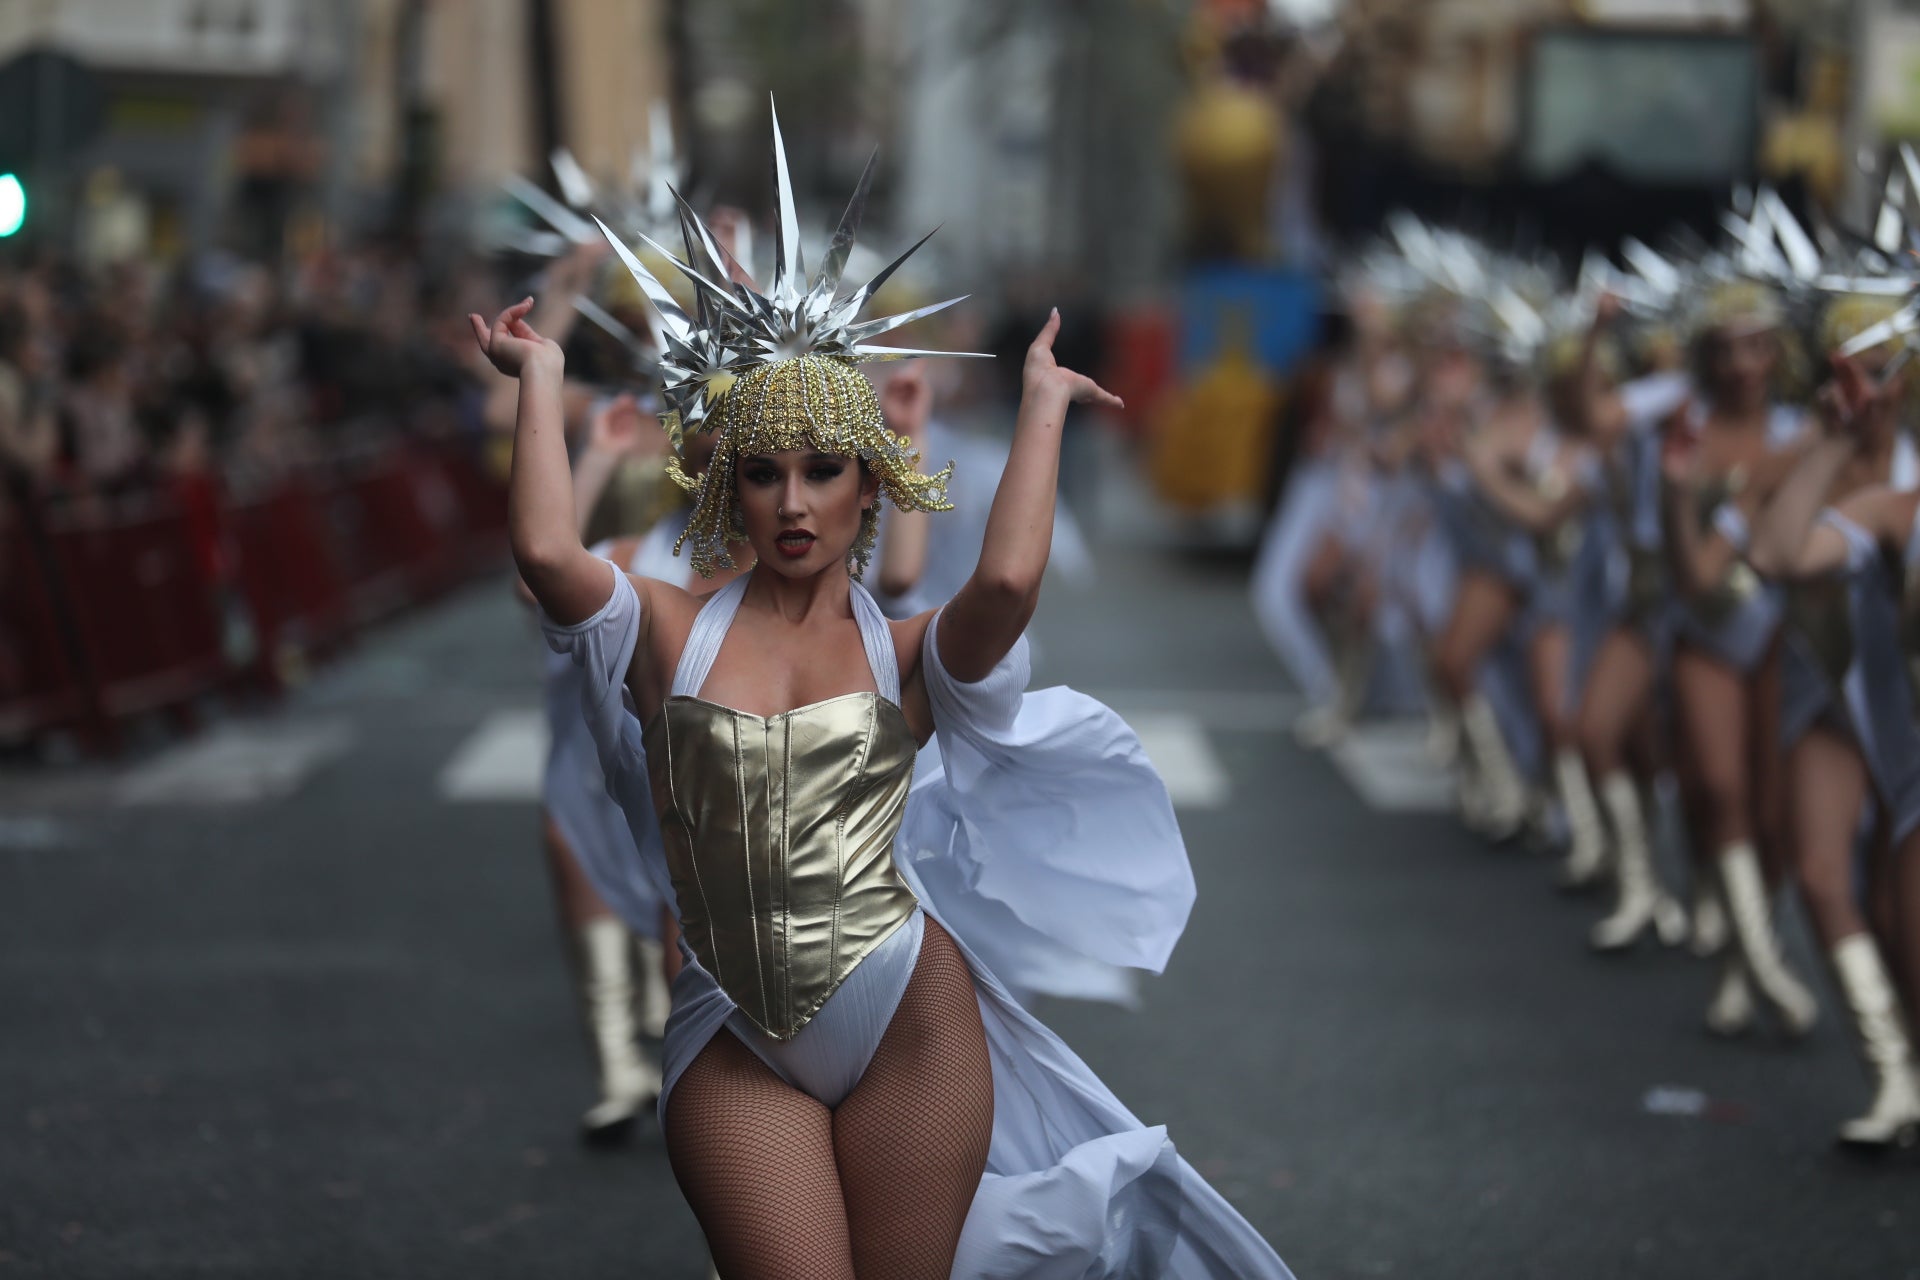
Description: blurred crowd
xmin=0 ymin=241 xmax=497 ymax=508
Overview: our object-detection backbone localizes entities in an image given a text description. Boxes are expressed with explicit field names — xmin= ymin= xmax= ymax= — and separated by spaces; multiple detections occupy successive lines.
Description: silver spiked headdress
xmin=591 ymin=99 xmax=989 ymax=577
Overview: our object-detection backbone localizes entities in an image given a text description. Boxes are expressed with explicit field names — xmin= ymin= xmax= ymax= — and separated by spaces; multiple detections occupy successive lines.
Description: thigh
xmin=1576 ymin=630 xmax=1654 ymax=764
xmin=1746 ymin=643 xmax=1788 ymax=844
xmin=834 ymin=918 xmax=993 ymax=1280
xmin=1528 ymin=622 xmax=1572 ymax=747
xmin=665 ymin=1032 xmax=855 ymax=1280
xmin=1300 ymin=533 xmax=1348 ymax=610
xmin=1786 ymin=728 xmax=1870 ymax=943
xmin=1670 ymin=645 xmax=1750 ymax=800
xmin=1445 ymin=572 xmax=1519 ymax=667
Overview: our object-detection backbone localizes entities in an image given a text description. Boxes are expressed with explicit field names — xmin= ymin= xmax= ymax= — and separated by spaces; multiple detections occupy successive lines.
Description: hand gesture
xmin=1023 ymin=308 xmax=1124 ymax=410
xmin=1593 ymin=291 xmax=1623 ymax=329
xmin=880 ymin=364 xmax=934 ymax=439
xmin=1818 ymin=353 xmax=1895 ymax=446
xmin=587 ymin=392 xmax=649 ymax=456
xmin=468 ymin=298 xmax=563 ymax=380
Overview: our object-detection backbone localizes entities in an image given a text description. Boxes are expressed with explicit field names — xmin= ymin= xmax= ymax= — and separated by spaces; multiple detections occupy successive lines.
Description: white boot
xmin=1689 ymin=881 xmax=1730 ymax=958
xmin=1703 ymin=949 xmax=1756 ymax=1037
xmin=1295 ymin=632 xmax=1373 ymax=748
xmin=1591 ymin=773 xmax=1688 ymax=951
xmin=1460 ymin=694 xmax=1527 ymax=840
xmin=1554 ymin=749 xmax=1608 ymax=890
xmin=574 ymin=918 xmax=662 ymax=1137
xmin=1716 ymin=844 xmax=1818 ymax=1037
xmin=1830 ymin=934 xmax=1920 ymax=1149
xmin=632 ymin=935 xmax=672 ymax=1040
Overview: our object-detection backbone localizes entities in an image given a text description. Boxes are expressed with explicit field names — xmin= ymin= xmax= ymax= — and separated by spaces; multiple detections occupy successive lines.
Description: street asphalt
xmin=3 ymin=541 xmax=1917 ymax=1279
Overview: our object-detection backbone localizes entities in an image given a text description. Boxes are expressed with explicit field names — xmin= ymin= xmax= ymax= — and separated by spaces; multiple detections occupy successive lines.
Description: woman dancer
xmin=475 ymin=111 xmax=1292 ymax=1278
xmin=1561 ymin=299 xmax=1695 ymax=952
xmin=1661 ymin=281 xmax=1818 ymax=1035
xmin=1467 ymin=336 xmax=1611 ymax=887
xmin=1751 ymin=339 xmax=1920 ymax=1146
xmin=1426 ymin=334 xmax=1539 ymax=839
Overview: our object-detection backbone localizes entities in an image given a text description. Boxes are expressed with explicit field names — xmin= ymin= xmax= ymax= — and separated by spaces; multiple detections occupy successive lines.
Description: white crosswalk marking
xmin=440 ymin=707 xmax=1236 ymax=811
xmin=439 ymin=710 xmax=548 ymax=802
xmin=117 ymin=721 xmax=355 ymax=806
xmin=1127 ymin=713 xmax=1230 ymax=810
xmin=1330 ymin=720 xmax=1454 ymax=813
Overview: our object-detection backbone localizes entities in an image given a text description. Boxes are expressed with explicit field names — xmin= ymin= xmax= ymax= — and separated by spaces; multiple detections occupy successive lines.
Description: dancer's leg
xmin=1786 ymin=728 xmax=1872 ymax=950
xmin=1673 ymin=644 xmax=1817 ymax=1033
xmin=665 ymin=1035 xmax=856 ymax=1280
xmin=835 ymin=918 xmax=994 ymax=1279
xmin=1574 ymin=630 xmax=1654 ymax=782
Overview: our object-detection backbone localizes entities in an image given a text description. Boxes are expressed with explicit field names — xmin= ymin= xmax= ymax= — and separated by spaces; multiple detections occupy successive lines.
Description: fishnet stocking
xmin=664 ymin=1033 xmax=856 ymax=1279
xmin=665 ymin=918 xmax=993 ymax=1279
xmin=835 ymin=918 xmax=994 ymax=1278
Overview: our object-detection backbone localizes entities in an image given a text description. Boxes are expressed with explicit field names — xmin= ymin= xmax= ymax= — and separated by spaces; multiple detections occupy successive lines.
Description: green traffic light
xmin=0 ymin=175 xmax=23 ymax=237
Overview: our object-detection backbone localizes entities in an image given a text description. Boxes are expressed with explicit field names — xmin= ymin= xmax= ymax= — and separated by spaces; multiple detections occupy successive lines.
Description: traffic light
xmin=0 ymin=174 xmax=23 ymax=237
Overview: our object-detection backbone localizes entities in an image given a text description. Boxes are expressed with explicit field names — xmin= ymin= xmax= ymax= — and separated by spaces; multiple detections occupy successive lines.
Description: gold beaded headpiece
xmin=593 ymin=100 xmax=987 ymax=577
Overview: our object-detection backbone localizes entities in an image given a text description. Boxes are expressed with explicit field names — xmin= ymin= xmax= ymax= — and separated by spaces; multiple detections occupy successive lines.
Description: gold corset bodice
xmin=1687 ymin=467 xmax=1762 ymax=623
xmin=643 ymin=692 xmax=919 ymax=1040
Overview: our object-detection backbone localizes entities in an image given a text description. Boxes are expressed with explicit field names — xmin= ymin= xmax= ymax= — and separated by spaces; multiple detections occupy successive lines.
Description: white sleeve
xmin=539 ymin=559 xmax=677 ymax=927
xmin=895 ymin=614 xmax=1196 ymax=993
xmin=1619 ymin=371 xmax=1690 ymax=432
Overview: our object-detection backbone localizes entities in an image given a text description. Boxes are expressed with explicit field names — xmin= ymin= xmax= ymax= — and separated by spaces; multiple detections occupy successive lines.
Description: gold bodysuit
xmin=643 ymin=692 xmax=920 ymax=1041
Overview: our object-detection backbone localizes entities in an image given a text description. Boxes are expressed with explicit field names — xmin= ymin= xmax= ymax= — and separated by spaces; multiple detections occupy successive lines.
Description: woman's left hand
xmin=1023 ymin=308 xmax=1124 ymax=411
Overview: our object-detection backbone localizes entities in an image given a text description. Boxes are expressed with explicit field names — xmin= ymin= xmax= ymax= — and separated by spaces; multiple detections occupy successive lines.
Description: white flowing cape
xmin=542 ymin=561 xmax=1293 ymax=1279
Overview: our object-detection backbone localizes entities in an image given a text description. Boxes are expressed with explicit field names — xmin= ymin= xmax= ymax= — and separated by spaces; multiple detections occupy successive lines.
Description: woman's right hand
xmin=469 ymin=298 xmax=563 ymax=380
xmin=1818 ymin=353 xmax=1896 ymax=447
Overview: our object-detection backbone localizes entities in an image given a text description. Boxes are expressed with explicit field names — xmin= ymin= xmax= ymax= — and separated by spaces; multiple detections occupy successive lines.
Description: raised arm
xmin=469 ymin=298 xmax=620 ymax=625
xmin=875 ymin=365 xmax=934 ymax=599
xmin=1465 ymin=432 xmax=1586 ymax=534
xmin=1755 ymin=356 xmax=1911 ymax=579
xmin=936 ymin=310 xmax=1122 ymax=682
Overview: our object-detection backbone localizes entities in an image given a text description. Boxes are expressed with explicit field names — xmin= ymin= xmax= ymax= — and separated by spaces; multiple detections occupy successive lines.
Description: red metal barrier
xmin=0 ymin=504 xmax=91 ymax=742
xmin=325 ymin=447 xmax=446 ymax=623
xmin=228 ymin=472 xmax=353 ymax=687
xmin=419 ymin=440 xmax=508 ymax=572
xmin=2 ymin=437 xmax=508 ymax=751
xmin=41 ymin=491 xmax=227 ymax=730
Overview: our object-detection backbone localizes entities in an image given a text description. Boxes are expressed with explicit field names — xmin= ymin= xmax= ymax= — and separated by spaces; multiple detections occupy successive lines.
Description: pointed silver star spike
xmin=811 ymin=149 xmax=878 ymax=311
xmin=768 ymin=98 xmax=805 ymax=304
xmin=1839 ymin=302 xmax=1920 ymax=358
xmin=643 ymin=101 xmax=679 ymax=225
xmin=550 ymin=148 xmax=597 ymax=211
xmin=504 ymin=174 xmax=597 ymax=245
xmin=491 ymin=227 xmax=569 ymax=259
xmin=1622 ymin=239 xmax=1681 ymax=294
xmin=1900 ymin=145 xmax=1920 ymax=233
xmin=1875 ymin=163 xmax=1908 ymax=254
xmin=572 ymin=295 xmax=660 ymax=376
xmin=1758 ymin=189 xmax=1821 ymax=281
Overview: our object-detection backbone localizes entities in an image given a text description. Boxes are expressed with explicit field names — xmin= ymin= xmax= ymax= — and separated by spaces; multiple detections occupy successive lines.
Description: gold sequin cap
xmin=593 ymin=98 xmax=986 ymax=577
